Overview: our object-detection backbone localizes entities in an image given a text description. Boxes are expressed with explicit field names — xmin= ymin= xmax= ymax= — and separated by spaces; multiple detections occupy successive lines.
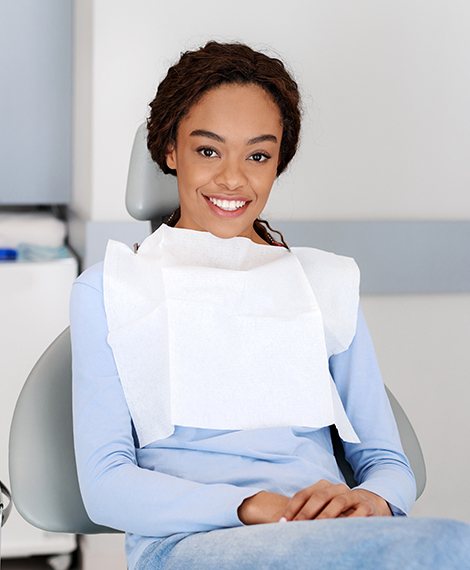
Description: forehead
xmin=178 ymin=83 xmax=283 ymax=138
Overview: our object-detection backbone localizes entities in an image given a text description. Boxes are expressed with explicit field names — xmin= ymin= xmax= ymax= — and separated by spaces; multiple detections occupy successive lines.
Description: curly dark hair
xmin=147 ymin=40 xmax=303 ymax=249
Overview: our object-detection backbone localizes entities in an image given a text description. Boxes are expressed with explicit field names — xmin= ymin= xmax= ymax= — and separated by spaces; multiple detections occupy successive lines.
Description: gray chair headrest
xmin=125 ymin=122 xmax=178 ymax=222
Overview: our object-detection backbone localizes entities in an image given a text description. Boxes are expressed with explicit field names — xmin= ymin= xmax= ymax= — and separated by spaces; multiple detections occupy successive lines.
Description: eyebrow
xmin=189 ymin=129 xmax=278 ymax=145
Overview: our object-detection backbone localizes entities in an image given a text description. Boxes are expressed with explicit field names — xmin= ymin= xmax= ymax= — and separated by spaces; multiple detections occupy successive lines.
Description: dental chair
xmin=8 ymin=123 xmax=426 ymax=542
xmin=1 ymin=479 xmax=12 ymax=558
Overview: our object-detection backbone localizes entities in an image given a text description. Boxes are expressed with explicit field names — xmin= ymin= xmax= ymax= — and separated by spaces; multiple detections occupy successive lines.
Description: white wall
xmin=72 ymin=3 xmax=470 ymax=560
xmin=361 ymin=294 xmax=470 ymax=521
xmin=74 ymin=0 xmax=470 ymax=222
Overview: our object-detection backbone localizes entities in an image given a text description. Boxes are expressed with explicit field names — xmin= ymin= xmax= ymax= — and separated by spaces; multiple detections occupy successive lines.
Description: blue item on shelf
xmin=16 ymin=243 xmax=70 ymax=261
xmin=0 ymin=248 xmax=17 ymax=261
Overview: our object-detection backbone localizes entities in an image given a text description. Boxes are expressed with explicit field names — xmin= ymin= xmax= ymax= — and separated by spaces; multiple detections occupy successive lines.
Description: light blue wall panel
xmin=0 ymin=0 xmax=72 ymax=205
xmin=274 ymin=220 xmax=470 ymax=294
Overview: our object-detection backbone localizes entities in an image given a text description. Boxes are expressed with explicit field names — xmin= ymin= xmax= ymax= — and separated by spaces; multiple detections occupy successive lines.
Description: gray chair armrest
xmin=385 ymin=386 xmax=426 ymax=499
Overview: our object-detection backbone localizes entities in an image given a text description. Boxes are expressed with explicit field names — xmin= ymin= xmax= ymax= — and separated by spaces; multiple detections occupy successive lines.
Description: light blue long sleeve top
xmin=70 ymin=261 xmax=417 ymax=570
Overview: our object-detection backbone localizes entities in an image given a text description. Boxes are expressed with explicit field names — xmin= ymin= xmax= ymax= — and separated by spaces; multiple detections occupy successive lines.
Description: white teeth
xmin=208 ymin=197 xmax=247 ymax=211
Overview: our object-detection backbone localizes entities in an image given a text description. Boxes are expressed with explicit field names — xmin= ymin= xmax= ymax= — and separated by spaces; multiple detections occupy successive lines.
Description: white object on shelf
xmin=0 ymin=253 xmax=78 ymax=559
xmin=0 ymin=212 xmax=67 ymax=249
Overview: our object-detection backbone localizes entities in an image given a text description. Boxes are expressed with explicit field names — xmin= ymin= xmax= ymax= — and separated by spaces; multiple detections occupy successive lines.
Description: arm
xmin=70 ymin=274 xmax=264 ymax=538
xmin=328 ymin=303 xmax=417 ymax=516
xmin=274 ymin=302 xmax=415 ymax=522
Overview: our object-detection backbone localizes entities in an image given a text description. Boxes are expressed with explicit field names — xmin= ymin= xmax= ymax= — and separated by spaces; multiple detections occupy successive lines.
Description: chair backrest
xmin=9 ymin=325 xmax=426 ymax=534
xmin=9 ymin=327 xmax=115 ymax=534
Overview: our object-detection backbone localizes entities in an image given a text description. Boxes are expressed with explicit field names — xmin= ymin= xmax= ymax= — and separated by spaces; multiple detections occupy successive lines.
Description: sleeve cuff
xmin=388 ymin=502 xmax=408 ymax=517
xmin=352 ymin=483 xmax=409 ymax=517
xmin=351 ymin=467 xmax=416 ymax=517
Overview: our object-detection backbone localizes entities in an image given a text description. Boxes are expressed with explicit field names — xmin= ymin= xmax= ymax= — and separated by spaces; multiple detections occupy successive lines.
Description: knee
xmin=423 ymin=517 xmax=470 ymax=542
xmin=417 ymin=518 xmax=470 ymax=563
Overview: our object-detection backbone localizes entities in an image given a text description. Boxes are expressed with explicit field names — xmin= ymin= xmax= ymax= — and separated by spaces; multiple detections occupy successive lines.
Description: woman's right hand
xmin=238 ymin=491 xmax=290 ymax=525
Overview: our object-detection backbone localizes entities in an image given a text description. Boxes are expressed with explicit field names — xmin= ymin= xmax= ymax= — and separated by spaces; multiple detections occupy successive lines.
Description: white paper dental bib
xmin=103 ymin=223 xmax=361 ymax=448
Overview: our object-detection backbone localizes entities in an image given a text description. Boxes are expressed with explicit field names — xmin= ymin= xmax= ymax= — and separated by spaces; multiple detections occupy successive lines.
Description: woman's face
xmin=165 ymin=83 xmax=283 ymax=244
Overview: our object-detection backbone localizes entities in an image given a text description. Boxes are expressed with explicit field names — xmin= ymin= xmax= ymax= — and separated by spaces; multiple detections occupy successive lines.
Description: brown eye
xmin=197 ymin=147 xmax=218 ymax=158
xmin=250 ymin=152 xmax=270 ymax=163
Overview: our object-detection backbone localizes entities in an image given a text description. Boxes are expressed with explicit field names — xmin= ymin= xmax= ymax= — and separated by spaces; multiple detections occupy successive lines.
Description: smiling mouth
xmin=202 ymin=194 xmax=252 ymax=217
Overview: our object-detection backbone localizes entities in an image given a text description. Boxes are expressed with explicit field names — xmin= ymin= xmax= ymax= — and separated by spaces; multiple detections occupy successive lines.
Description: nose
xmin=214 ymin=157 xmax=248 ymax=191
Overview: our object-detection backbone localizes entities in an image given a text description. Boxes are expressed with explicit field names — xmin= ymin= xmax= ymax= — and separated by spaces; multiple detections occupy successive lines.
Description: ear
xmin=165 ymin=143 xmax=177 ymax=170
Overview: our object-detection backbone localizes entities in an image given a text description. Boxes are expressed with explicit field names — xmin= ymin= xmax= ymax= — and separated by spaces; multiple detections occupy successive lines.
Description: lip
xmin=203 ymin=194 xmax=251 ymax=202
xmin=203 ymin=194 xmax=251 ymax=218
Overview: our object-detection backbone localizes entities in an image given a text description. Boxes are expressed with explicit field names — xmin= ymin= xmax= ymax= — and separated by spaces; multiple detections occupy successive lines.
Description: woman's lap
xmin=135 ymin=516 xmax=470 ymax=570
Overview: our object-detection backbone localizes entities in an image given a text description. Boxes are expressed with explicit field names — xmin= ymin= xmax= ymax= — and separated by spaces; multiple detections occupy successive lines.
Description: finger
xmin=292 ymin=490 xmax=349 ymax=521
xmin=314 ymin=493 xmax=359 ymax=520
xmin=345 ymin=501 xmax=375 ymax=517
xmin=283 ymin=490 xmax=312 ymax=521
xmin=283 ymin=481 xmax=339 ymax=521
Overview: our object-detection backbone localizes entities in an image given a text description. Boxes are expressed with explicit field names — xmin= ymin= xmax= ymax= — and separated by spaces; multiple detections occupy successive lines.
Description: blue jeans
xmin=135 ymin=516 xmax=470 ymax=569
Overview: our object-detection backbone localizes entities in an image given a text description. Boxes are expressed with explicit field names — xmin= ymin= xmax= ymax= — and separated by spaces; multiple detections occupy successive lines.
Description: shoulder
xmin=69 ymin=262 xmax=108 ymax=330
xmin=73 ymin=261 xmax=104 ymax=293
xmin=70 ymin=261 xmax=105 ymax=314
xmin=290 ymin=246 xmax=360 ymax=356
xmin=290 ymin=245 xmax=359 ymax=276
xmin=290 ymin=246 xmax=360 ymax=298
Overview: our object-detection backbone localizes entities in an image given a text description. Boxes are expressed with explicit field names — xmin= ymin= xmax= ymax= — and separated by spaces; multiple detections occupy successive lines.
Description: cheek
xmin=249 ymin=166 xmax=277 ymax=193
xmin=177 ymin=156 xmax=214 ymax=188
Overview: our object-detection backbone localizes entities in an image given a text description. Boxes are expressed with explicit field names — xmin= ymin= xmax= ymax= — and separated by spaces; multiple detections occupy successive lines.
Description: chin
xmin=210 ymin=228 xmax=239 ymax=239
xmin=209 ymin=225 xmax=248 ymax=240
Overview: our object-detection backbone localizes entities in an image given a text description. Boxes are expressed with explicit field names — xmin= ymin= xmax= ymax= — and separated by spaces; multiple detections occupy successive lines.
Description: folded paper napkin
xmin=103 ymin=223 xmax=361 ymax=448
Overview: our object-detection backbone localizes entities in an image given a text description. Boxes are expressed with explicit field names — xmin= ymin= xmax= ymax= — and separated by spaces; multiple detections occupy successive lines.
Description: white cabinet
xmin=0 ymin=254 xmax=78 ymax=558
xmin=80 ymin=534 xmax=127 ymax=570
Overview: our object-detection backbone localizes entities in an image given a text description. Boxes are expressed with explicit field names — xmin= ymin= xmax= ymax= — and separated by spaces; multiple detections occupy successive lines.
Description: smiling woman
xmin=70 ymin=40 xmax=470 ymax=570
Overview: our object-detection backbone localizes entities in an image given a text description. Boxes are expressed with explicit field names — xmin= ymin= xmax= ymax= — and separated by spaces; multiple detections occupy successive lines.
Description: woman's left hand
xmin=281 ymin=479 xmax=392 ymax=521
